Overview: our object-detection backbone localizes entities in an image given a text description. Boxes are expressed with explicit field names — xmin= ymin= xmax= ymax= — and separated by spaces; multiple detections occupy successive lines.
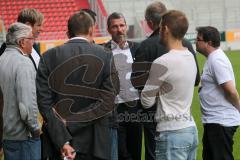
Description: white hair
xmin=6 ymin=22 xmax=32 ymax=46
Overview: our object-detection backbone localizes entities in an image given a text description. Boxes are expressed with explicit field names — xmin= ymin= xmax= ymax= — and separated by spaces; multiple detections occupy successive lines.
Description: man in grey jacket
xmin=0 ymin=22 xmax=41 ymax=160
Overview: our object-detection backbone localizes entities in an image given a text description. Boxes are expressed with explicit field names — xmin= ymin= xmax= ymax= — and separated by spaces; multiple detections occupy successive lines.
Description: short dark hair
xmin=80 ymin=9 xmax=96 ymax=23
xmin=17 ymin=8 xmax=44 ymax=26
xmin=161 ymin=10 xmax=188 ymax=40
xmin=145 ymin=1 xmax=167 ymax=27
xmin=196 ymin=26 xmax=220 ymax=48
xmin=107 ymin=12 xmax=126 ymax=28
xmin=67 ymin=11 xmax=94 ymax=38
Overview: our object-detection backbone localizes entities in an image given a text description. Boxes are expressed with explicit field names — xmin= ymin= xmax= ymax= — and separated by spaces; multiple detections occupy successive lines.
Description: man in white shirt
xmin=141 ymin=10 xmax=198 ymax=160
xmin=196 ymin=26 xmax=240 ymax=160
xmin=105 ymin=12 xmax=142 ymax=160
xmin=0 ymin=9 xmax=44 ymax=70
xmin=17 ymin=8 xmax=44 ymax=69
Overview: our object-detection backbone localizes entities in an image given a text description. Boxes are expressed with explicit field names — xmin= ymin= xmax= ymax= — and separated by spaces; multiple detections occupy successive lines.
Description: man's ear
xmin=147 ymin=20 xmax=154 ymax=30
xmin=92 ymin=24 xmax=96 ymax=32
xmin=89 ymin=26 xmax=94 ymax=37
xmin=164 ymin=25 xmax=169 ymax=34
xmin=18 ymin=39 xmax=25 ymax=48
xmin=207 ymin=41 xmax=213 ymax=47
xmin=107 ymin=27 xmax=110 ymax=34
xmin=88 ymin=26 xmax=95 ymax=42
xmin=66 ymin=31 xmax=70 ymax=38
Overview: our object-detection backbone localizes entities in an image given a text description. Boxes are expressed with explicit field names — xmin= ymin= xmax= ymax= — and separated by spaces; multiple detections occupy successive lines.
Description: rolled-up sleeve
xmin=141 ymin=59 xmax=168 ymax=108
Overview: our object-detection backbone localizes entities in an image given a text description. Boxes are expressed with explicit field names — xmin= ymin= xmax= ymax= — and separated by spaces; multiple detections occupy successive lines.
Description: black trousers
xmin=142 ymin=121 xmax=156 ymax=160
xmin=141 ymin=105 xmax=156 ymax=160
xmin=203 ymin=123 xmax=238 ymax=160
xmin=117 ymin=101 xmax=142 ymax=160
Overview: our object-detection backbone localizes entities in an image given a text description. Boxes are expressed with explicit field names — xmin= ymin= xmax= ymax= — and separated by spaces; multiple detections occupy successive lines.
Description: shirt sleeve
xmin=211 ymin=58 xmax=234 ymax=85
xmin=141 ymin=59 xmax=168 ymax=108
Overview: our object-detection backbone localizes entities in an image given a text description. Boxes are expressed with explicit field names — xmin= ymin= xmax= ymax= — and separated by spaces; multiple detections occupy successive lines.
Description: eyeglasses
xmin=23 ymin=37 xmax=35 ymax=41
xmin=195 ymin=37 xmax=204 ymax=42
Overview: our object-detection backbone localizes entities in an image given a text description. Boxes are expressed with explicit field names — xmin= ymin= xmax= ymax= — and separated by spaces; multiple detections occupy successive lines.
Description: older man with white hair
xmin=0 ymin=22 xmax=41 ymax=160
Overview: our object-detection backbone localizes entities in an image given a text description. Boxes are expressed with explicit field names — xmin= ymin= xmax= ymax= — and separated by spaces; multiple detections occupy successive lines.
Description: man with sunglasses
xmin=0 ymin=9 xmax=44 ymax=158
xmin=196 ymin=26 xmax=240 ymax=160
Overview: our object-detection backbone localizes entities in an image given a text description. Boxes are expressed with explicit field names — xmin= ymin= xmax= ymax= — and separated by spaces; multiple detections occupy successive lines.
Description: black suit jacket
xmin=133 ymin=28 xmax=200 ymax=88
xmin=36 ymin=39 xmax=119 ymax=159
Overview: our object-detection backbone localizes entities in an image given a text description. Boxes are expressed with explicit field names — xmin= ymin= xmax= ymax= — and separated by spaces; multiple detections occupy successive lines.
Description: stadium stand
xmin=0 ymin=0 xmax=103 ymax=41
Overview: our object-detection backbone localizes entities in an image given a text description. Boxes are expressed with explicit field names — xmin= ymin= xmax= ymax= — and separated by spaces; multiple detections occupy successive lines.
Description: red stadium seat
xmin=1 ymin=0 xmax=91 ymax=40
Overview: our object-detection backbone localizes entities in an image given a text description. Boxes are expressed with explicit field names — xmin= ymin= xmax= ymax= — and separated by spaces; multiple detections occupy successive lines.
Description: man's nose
xmin=116 ymin=26 xmax=123 ymax=31
xmin=117 ymin=29 xmax=124 ymax=35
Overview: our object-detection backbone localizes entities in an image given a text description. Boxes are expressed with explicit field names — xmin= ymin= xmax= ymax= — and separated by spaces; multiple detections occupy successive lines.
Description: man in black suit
xmin=36 ymin=11 xmax=119 ymax=160
xmin=104 ymin=12 xmax=142 ymax=160
xmin=132 ymin=1 xmax=200 ymax=160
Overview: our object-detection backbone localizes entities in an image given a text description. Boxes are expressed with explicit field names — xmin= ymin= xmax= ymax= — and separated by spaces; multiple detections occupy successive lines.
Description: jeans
xmin=155 ymin=126 xmax=198 ymax=160
xmin=110 ymin=128 xmax=118 ymax=160
xmin=3 ymin=137 xmax=41 ymax=160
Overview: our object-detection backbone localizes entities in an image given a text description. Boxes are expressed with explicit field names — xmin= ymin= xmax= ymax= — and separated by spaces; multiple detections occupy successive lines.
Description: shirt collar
xmin=69 ymin=36 xmax=89 ymax=42
xmin=208 ymin=48 xmax=220 ymax=58
xmin=110 ymin=40 xmax=129 ymax=50
xmin=7 ymin=45 xmax=28 ymax=56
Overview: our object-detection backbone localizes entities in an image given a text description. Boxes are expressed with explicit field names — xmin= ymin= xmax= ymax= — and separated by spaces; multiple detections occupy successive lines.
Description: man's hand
xmin=221 ymin=81 xmax=240 ymax=111
xmin=31 ymin=129 xmax=41 ymax=138
xmin=61 ymin=144 xmax=76 ymax=160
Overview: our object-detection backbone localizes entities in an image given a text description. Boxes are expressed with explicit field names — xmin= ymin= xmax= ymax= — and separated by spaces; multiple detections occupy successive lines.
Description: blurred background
xmin=0 ymin=0 xmax=240 ymax=53
xmin=1 ymin=1 xmax=240 ymax=160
